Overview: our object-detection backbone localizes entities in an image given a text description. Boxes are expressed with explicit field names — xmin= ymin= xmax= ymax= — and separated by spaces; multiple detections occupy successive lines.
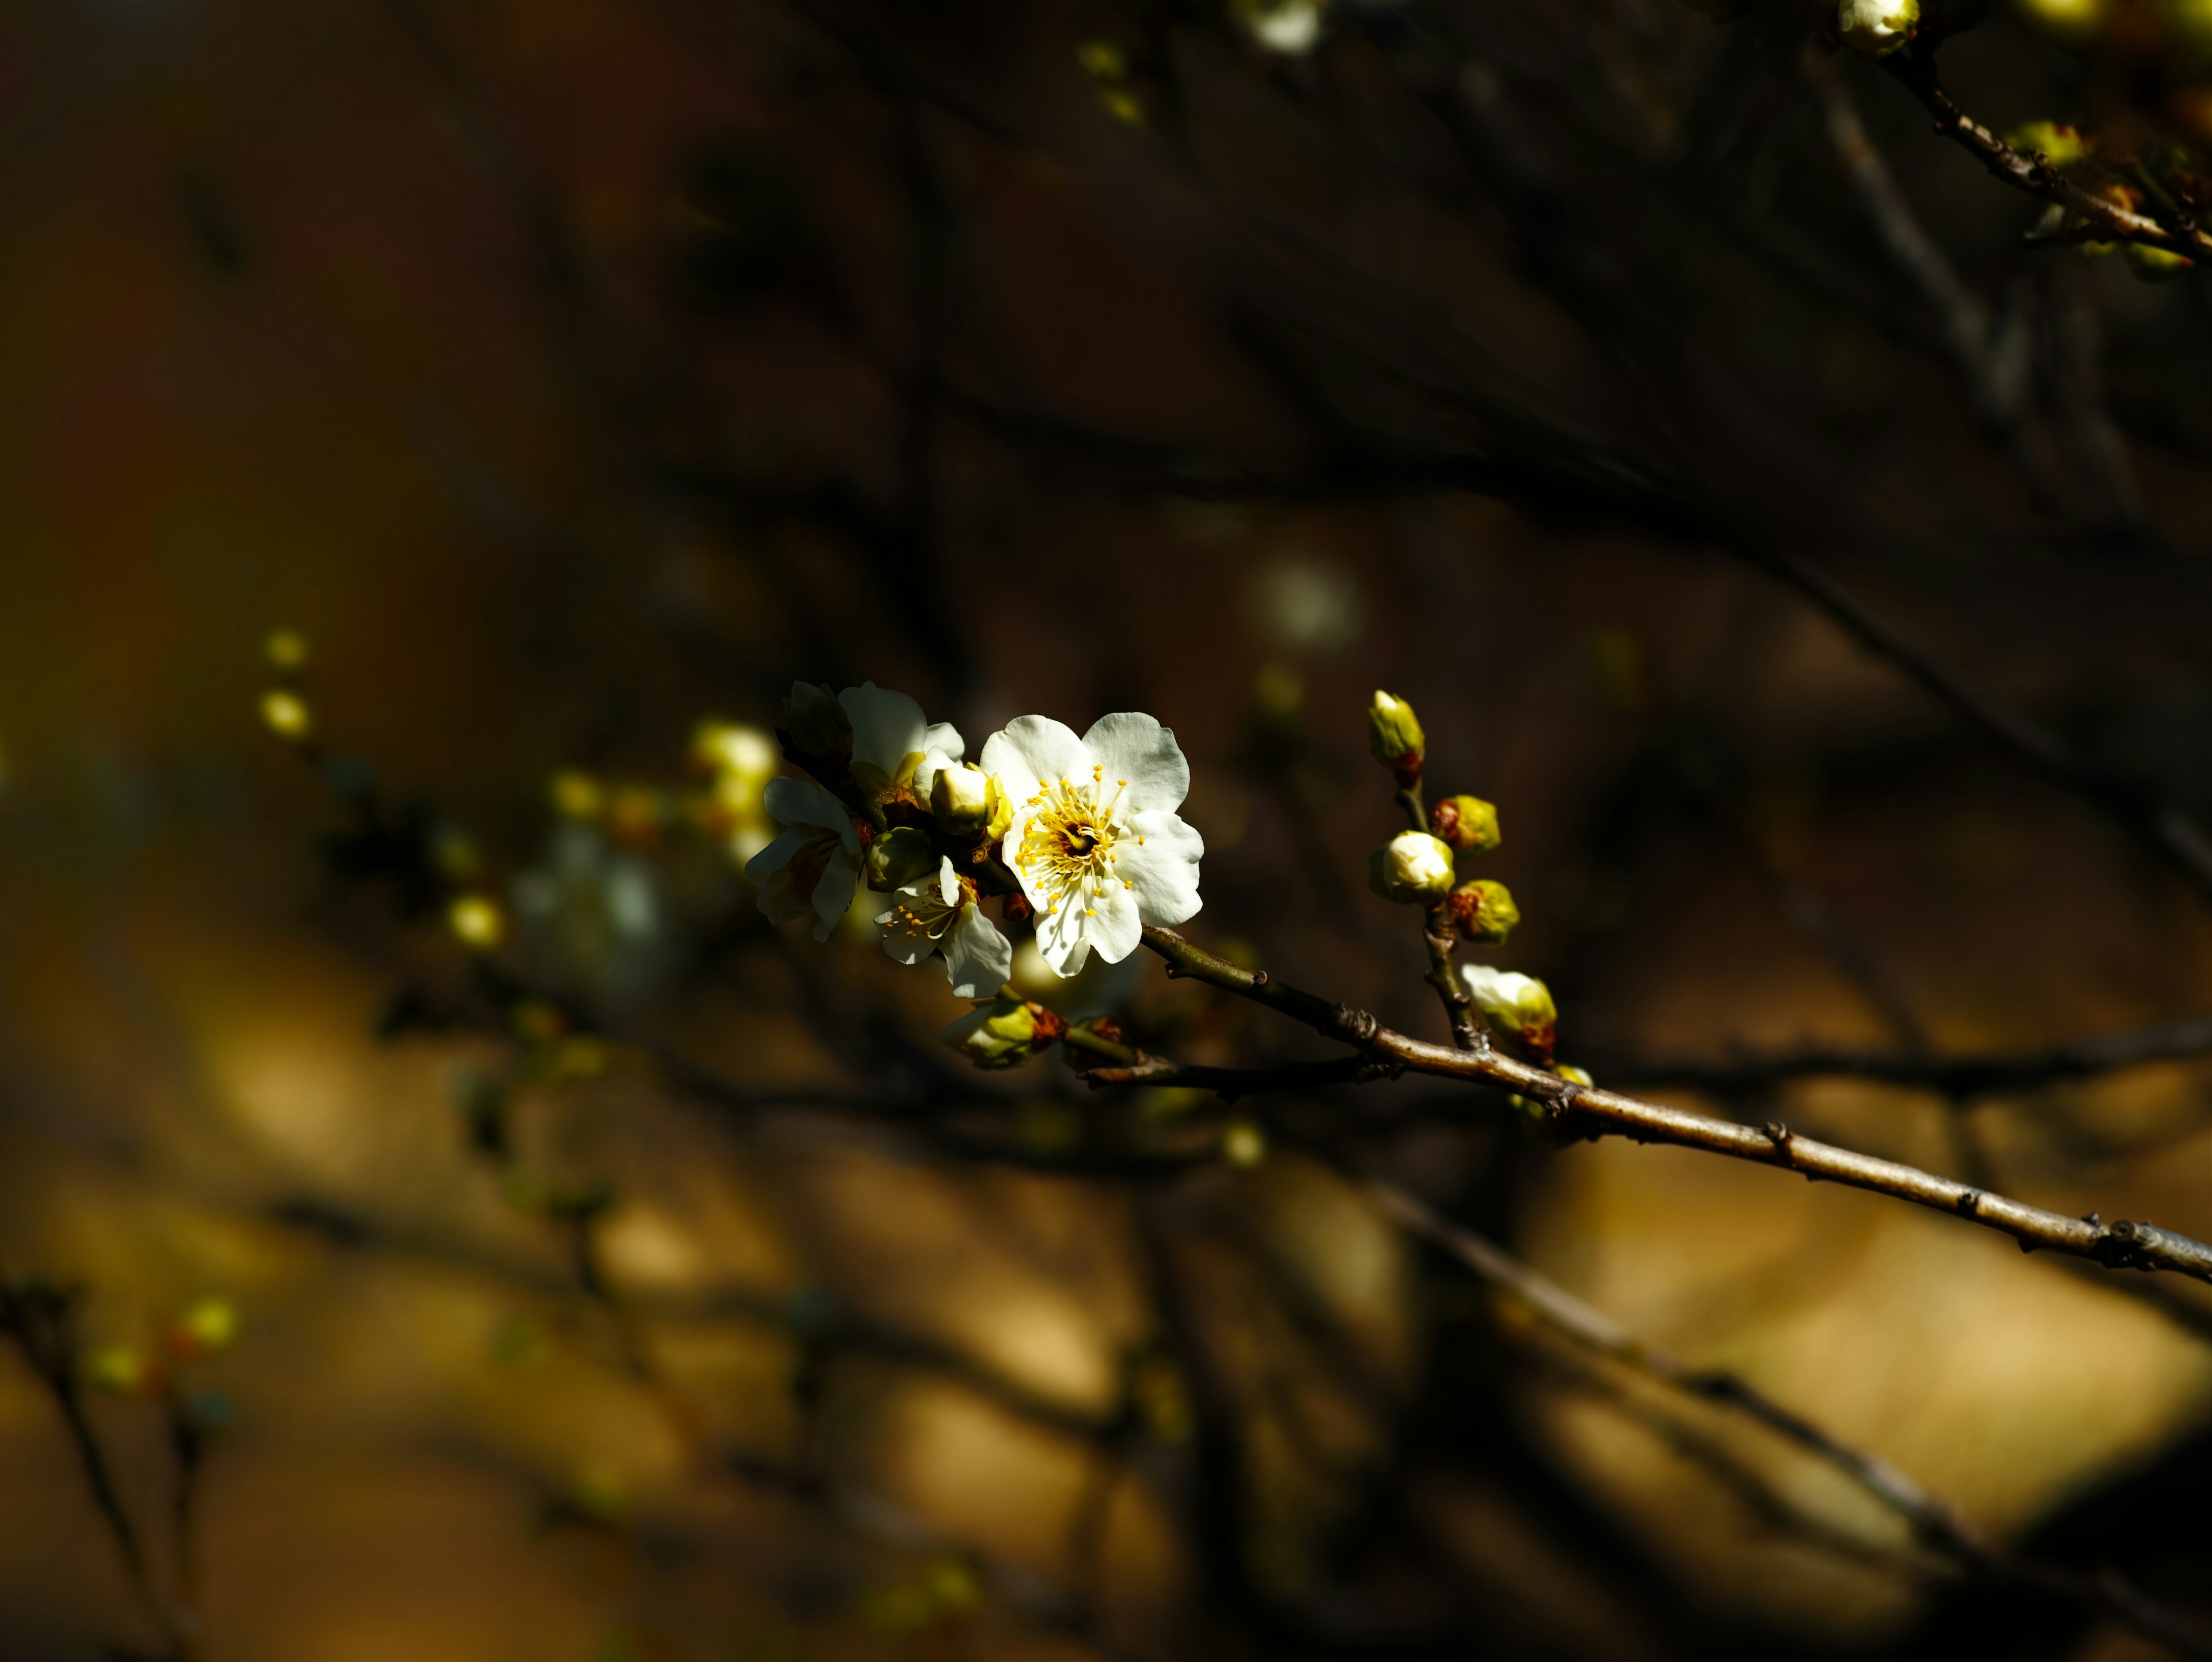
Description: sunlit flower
xmin=877 ymin=857 xmax=1014 ymax=997
xmin=1838 ymin=0 xmax=1917 ymax=55
xmin=842 ymin=682 xmax=965 ymax=815
xmin=981 ymin=713 xmax=1205 ymax=977
xmin=745 ymin=778 xmax=862 ymax=941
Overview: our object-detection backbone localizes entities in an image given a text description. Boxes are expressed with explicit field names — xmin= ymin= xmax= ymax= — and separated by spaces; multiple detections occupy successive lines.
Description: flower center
xmin=1018 ymin=768 xmax=1131 ymax=912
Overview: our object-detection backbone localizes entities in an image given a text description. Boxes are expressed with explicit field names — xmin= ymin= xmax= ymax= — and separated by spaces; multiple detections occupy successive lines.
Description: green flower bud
xmin=944 ymin=983 xmax=1065 ymax=1070
xmin=1369 ymin=831 xmax=1455 ymax=903
xmin=1839 ymin=0 xmax=1918 ymax=55
xmin=865 ymin=825 xmax=939 ymax=892
xmin=2004 ymin=120 xmax=2090 ymax=169
xmin=782 ymin=682 xmax=852 ymax=758
xmin=1367 ymin=690 xmax=1426 ymax=774
xmin=1461 ymin=964 xmax=1556 ymax=1059
xmin=2125 ymin=241 xmax=2194 ymax=282
xmin=1430 ymin=794 xmax=1501 ymax=853
xmin=1447 ymin=879 xmax=1520 ymax=944
xmin=930 ymin=763 xmax=996 ymax=834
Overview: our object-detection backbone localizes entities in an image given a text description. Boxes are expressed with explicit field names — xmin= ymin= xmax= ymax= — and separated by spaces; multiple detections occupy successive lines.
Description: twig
xmin=1138 ymin=926 xmax=2212 ymax=1286
xmin=1366 ymin=1181 xmax=2212 ymax=1658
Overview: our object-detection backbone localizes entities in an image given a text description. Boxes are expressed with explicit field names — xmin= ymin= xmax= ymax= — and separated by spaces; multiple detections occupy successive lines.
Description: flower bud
xmin=782 ymin=682 xmax=853 ymax=759
xmin=2126 ymin=241 xmax=2194 ymax=282
xmin=944 ymin=983 xmax=1065 ymax=1070
xmin=1367 ymin=690 xmax=1426 ymax=777
xmin=1838 ymin=0 xmax=1918 ymax=54
xmin=1447 ymin=879 xmax=1520 ymax=944
xmin=1461 ymin=963 xmax=1556 ymax=1059
xmin=691 ymin=719 xmax=778 ymax=783
xmin=1222 ymin=1119 xmax=1267 ymax=1167
xmin=1369 ymin=831 xmax=1455 ymax=903
xmin=259 ymin=688 xmax=313 ymax=744
xmin=1430 ymin=794 xmax=1501 ymax=853
xmin=2004 ymin=120 xmax=2090 ymax=169
xmin=865 ymin=825 xmax=940 ymax=892
xmin=930 ymin=764 xmax=995 ymax=834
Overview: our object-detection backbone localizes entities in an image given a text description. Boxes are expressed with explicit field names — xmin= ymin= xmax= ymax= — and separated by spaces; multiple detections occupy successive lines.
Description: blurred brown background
xmin=6 ymin=1 xmax=2212 ymax=1658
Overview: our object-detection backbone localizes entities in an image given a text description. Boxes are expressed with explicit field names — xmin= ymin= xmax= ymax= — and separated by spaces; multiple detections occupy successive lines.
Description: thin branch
xmin=1137 ymin=926 xmax=2212 ymax=1286
xmin=1367 ymin=1182 xmax=2212 ymax=1659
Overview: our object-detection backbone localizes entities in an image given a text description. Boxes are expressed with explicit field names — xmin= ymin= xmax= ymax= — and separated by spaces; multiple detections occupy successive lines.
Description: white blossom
xmin=981 ymin=712 xmax=1204 ymax=977
xmin=744 ymin=777 xmax=862 ymax=941
xmin=877 ymin=857 xmax=1014 ymax=998
xmin=840 ymin=682 xmax=964 ymax=811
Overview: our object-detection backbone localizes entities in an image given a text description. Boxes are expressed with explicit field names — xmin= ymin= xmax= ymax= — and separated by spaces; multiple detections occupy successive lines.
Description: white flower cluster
xmin=744 ymin=683 xmax=1205 ymax=1001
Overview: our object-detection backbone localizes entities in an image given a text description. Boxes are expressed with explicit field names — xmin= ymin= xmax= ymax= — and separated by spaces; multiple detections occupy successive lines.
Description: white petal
xmin=1114 ymin=810 xmax=1204 ymax=927
xmin=743 ymin=825 xmax=813 ymax=881
xmin=876 ymin=906 xmax=937 ymax=967
xmin=942 ymin=905 xmax=1013 ymax=998
xmin=914 ymin=745 xmax=961 ymax=800
xmin=1082 ymin=711 xmax=1190 ymax=815
xmin=998 ymin=803 xmax=1053 ymax=913
xmin=754 ymin=866 xmax=816 ymax=929
xmin=1031 ymin=893 xmax=1094 ymax=978
xmin=1084 ymin=877 xmax=1143 ymax=965
xmin=840 ymin=683 xmax=931 ymax=776
xmin=980 ymin=715 xmax=1089 ymax=798
xmin=922 ymin=721 xmax=965 ymax=763
xmin=764 ymin=777 xmax=860 ymax=849
xmin=933 ymin=856 xmax=959 ymax=907
xmin=809 ymin=852 xmax=859 ymax=942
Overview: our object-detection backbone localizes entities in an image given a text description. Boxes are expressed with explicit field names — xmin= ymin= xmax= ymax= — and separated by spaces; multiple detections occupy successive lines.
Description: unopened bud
xmin=447 ymin=893 xmax=505 ymax=952
xmin=930 ymin=764 xmax=995 ymax=834
xmin=1430 ymin=794 xmax=1500 ymax=853
xmin=1448 ymin=879 xmax=1520 ymax=944
xmin=259 ymin=688 xmax=313 ymax=743
xmin=2005 ymin=120 xmax=2090 ymax=169
xmin=866 ymin=825 xmax=940 ymax=892
xmin=944 ymin=983 xmax=1065 ymax=1070
xmin=1369 ymin=831 xmax=1455 ymax=903
xmin=2126 ymin=241 xmax=2194 ymax=282
xmin=1838 ymin=0 xmax=1918 ymax=55
xmin=1462 ymin=964 xmax=1556 ymax=1059
xmin=782 ymin=682 xmax=853 ymax=759
xmin=1367 ymin=690 xmax=1426 ymax=777
xmin=691 ymin=719 xmax=778 ymax=783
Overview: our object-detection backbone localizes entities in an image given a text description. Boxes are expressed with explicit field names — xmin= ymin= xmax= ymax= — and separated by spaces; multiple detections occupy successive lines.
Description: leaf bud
xmin=782 ymin=681 xmax=853 ymax=759
xmin=1369 ymin=830 xmax=1456 ymax=903
xmin=865 ymin=825 xmax=940 ymax=892
xmin=1839 ymin=0 xmax=1918 ymax=54
xmin=1430 ymin=793 xmax=1501 ymax=853
xmin=930 ymin=763 xmax=997 ymax=834
xmin=944 ymin=983 xmax=1066 ymax=1070
xmin=1367 ymin=690 xmax=1426 ymax=778
xmin=1447 ymin=879 xmax=1520 ymax=944
xmin=1461 ymin=964 xmax=1556 ymax=1060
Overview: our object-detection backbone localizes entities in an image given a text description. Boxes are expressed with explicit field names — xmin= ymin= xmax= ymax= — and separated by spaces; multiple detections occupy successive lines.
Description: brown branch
xmin=1139 ymin=926 xmax=2212 ymax=1286
xmin=1366 ymin=1182 xmax=2212 ymax=1657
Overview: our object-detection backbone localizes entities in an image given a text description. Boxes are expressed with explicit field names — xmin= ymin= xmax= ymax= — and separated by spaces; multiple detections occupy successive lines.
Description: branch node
xmin=1762 ymin=1120 xmax=1795 ymax=1164
xmin=1957 ymin=1188 xmax=1982 ymax=1217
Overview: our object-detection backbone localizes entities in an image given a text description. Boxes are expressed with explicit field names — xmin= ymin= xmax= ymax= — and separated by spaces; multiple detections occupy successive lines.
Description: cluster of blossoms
xmin=745 ymin=683 xmax=1206 ymax=1058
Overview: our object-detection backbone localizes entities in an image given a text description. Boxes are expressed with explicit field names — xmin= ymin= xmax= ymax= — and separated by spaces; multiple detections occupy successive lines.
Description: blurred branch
xmin=1137 ymin=926 xmax=2212 ymax=1286
xmin=1368 ymin=1182 xmax=2212 ymax=1658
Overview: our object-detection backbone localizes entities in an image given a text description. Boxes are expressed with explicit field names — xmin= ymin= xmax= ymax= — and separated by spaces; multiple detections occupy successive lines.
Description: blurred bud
xmin=1462 ymin=964 xmax=1557 ymax=1059
xmin=1367 ymin=690 xmax=1426 ymax=777
xmin=930 ymin=763 xmax=995 ymax=834
xmin=1839 ymin=0 xmax=1919 ymax=54
xmin=1230 ymin=0 xmax=1329 ymax=54
xmin=85 ymin=1344 xmax=150 ymax=1396
xmin=1447 ymin=879 xmax=1520 ymax=944
xmin=549 ymin=769 xmax=604 ymax=821
xmin=168 ymin=1297 xmax=240 ymax=1361
xmin=263 ymin=629 xmax=309 ymax=673
xmin=258 ymin=688 xmax=313 ymax=744
xmin=2126 ymin=241 xmax=2195 ymax=281
xmin=2005 ymin=120 xmax=2091 ymax=168
xmin=1369 ymin=831 xmax=1455 ymax=903
xmin=447 ymin=893 xmax=505 ymax=952
xmin=944 ymin=983 xmax=1065 ymax=1070
xmin=783 ymin=682 xmax=851 ymax=758
xmin=1002 ymin=890 xmax=1035 ymax=926
xmin=2013 ymin=0 xmax=2106 ymax=41
xmin=865 ymin=825 xmax=940 ymax=892
xmin=691 ymin=718 xmax=778 ymax=782
xmin=1430 ymin=794 xmax=1501 ymax=852
xmin=1222 ymin=1119 xmax=1267 ymax=1168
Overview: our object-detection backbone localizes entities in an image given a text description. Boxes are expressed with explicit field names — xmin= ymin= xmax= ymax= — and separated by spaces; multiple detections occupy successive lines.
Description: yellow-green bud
xmin=1369 ymin=831 xmax=1455 ymax=903
xmin=783 ymin=682 xmax=852 ymax=759
xmin=1430 ymin=794 xmax=1500 ymax=853
xmin=930 ymin=763 xmax=995 ymax=834
xmin=1461 ymin=964 xmax=1556 ymax=1059
xmin=1367 ymin=690 xmax=1426 ymax=774
xmin=944 ymin=983 xmax=1065 ymax=1070
xmin=1839 ymin=0 xmax=1918 ymax=54
xmin=2125 ymin=242 xmax=2194 ymax=282
xmin=865 ymin=826 xmax=938 ymax=892
xmin=1448 ymin=879 xmax=1520 ymax=944
xmin=1222 ymin=1119 xmax=1267 ymax=1167
xmin=2004 ymin=120 xmax=2091 ymax=169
